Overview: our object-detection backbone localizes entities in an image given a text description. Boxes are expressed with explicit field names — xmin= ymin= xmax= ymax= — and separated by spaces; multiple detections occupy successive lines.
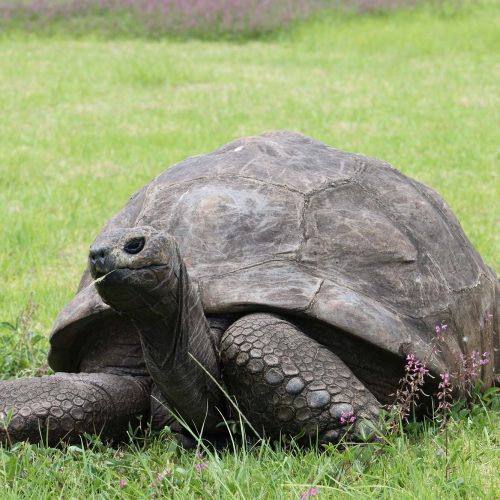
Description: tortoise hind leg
xmin=0 ymin=373 xmax=150 ymax=446
xmin=221 ymin=313 xmax=380 ymax=443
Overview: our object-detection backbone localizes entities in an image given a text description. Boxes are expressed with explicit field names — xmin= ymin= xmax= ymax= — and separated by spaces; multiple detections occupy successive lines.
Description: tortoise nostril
xmin=89 ymin=248 xmax=110 ymax=276
xmin=124 ymin=236 xmax=145 ymax=255
xmin=89 ymin=247 xmax=109 ymax=265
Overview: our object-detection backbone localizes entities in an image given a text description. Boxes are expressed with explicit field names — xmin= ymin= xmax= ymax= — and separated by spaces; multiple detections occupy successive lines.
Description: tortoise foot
xmin=221 ymin=313 xmax=380 ymax=443
xmin=0 ymin=373 xmax=150 ymax=446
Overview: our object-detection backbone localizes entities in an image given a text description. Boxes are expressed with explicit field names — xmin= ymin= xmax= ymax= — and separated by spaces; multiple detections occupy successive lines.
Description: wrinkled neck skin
xmin=97 ymin=246 xmax=225 ymax=433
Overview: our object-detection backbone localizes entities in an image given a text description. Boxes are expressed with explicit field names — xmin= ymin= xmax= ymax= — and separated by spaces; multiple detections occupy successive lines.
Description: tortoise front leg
xmin=221 ymin=313 xmax=380 ymax=444
xmin=0 ymin=373 xmax=150 ymax=445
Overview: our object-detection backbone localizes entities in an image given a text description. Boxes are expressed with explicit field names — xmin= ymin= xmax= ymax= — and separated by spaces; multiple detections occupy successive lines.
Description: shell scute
xmin=301 ymin=182 xmax=451 ymax=318
xmin=137 ymin=178 xmax=304 ymax=277
xmin=357 ymin=161 xmax=483 ymax=291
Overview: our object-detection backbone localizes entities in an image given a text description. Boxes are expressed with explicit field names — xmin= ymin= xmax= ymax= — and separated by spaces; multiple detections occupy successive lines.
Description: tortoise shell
xmin=49 ymin=131 xmax=498 ymax=385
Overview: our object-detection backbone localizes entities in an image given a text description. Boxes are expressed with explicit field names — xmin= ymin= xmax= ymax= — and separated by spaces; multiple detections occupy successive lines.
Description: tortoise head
xmin=89 ymin=226 xmax=182 ymax=319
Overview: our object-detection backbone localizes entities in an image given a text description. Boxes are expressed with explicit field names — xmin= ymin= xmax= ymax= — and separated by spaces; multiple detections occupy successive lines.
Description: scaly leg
xmin=221 ymin=313 xmax=380 ymax=443
xmin=0 ymin=373 xmax=150 ymax=445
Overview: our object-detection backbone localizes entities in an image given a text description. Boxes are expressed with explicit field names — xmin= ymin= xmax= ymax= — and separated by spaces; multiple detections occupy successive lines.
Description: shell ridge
xmin=197 ymin=258 xmax=290 ymax=281
xmin=305 ymin=279 xmax=325 ymax=312
xmin=235 ymin=174 xmax=303 ymax=195
xmin=350 ymin=178 xmax=422 ymax=251
xmin=304 ymin=274 xmax=412 ymax=320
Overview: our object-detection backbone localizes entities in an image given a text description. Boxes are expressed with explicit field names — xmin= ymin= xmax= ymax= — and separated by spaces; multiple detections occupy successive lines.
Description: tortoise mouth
xmin=92 ymin=269 xmax=110 ymax=280
xmin=93 ymin=264 xmax=172 ymax=314
xmin=93 ymin=264 xmax=168 ymax=283
xmin=94 ymin=265 xmax=169 ymax=301
xmin=92 ymin=267 xmax=132 ymax=283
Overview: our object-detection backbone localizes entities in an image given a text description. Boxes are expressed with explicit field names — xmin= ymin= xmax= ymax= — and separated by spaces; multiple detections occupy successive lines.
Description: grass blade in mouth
xmin=93 ymin=270 xmax=117 ymax=285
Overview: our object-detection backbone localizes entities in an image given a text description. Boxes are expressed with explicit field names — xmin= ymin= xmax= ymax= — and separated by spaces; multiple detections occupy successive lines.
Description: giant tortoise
xmin=1 ymin=131 xmax=498 ymax=445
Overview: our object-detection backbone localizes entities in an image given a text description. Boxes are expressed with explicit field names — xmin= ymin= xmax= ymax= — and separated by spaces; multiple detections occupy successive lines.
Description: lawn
xmin=0 ymin=1 xmax=499 ymax=498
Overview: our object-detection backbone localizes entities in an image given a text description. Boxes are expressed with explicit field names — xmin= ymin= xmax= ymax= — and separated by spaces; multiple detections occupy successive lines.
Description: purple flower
xmin=438 ymin=371 xmax=450 ymax=388
xmin=194 ymin=450 xmax=208 ymax=474
xmin=195 ymin=462 xmax=207 ymax=473
xmin=339 ymin=410 xmax=356 ymax=425
xmin=152 ymin=469 xmax=172 ymax=488
xmin=479 ymin=352 xmax=489 ymax=366
xmin=300 ymin=486 xmax=319 ymax=499
xmin=0 ymin=0 xmax=349 ymax=37
xmin=437 ymin=370 xmax=452 ymax=424
xmin=418 ymin=366 xmax=429 ymax=375
xmin=119 ymin=479 xmax=127 ymax=489
xmin=435 ymin=322 xmax=448 ymax=335
xmin=463 ymin=352 xmax=475 ymax=377
xmin=405 ymin=354 xmax=428 ymax=376
xmin=390 ymin=351 xmax=431 ymax=427
xmin=461 ymin=350 xmax=490 ymax=387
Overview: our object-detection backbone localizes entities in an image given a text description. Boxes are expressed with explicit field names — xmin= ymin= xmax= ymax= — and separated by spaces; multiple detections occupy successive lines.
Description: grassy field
xmin=0 ymin=2 xmax=499 ymax=498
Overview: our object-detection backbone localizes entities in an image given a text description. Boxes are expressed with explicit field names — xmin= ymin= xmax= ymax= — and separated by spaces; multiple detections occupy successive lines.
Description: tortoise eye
xmin=124 ymin=237 xmax=145 ymax=255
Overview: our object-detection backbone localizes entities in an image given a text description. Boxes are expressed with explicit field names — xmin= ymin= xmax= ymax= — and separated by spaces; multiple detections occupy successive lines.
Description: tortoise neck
xmin=136 ymin=248 xmax=225 ymax=432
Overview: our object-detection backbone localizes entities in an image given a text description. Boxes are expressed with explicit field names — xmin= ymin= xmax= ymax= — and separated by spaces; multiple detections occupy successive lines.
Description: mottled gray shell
xmin=50 ymin=131 xmax=499 ymax=382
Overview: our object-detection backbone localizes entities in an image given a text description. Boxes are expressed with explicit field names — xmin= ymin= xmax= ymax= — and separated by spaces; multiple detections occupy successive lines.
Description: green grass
xmin=0 ymin=2 xmax=499 ymax=498
xmin=0 ymin=401 xmax=499 ymax=498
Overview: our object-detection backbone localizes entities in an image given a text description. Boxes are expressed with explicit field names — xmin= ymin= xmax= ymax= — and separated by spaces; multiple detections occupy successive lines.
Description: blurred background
xmin=0 ymin=0 xmax=498 ymax=334
xmin=0 ymin=0 xmax=455 ymax=38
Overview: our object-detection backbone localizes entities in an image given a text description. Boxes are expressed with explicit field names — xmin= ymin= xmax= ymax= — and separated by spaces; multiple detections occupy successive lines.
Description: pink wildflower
xmin=152 ymin=469 xmax=172 ymax=489
xmin=339 ymin=410 xmax=356 ymax=425
xmin=437 ymin=371 xmax=452 ymax=428
xmin=435 ymin=322 xmax=448 ymax=334
xmin=388 ymin=352 xmax=431 ymax=427
xmin=195 ymin=462 xmax=207 ymax=473
xmin=479 ymin=352 xmax=489 ymax=366
xmin=405 ymin=355 xmax=428 ymax=376
xmin=462 ymin=350 xmax=489 ymax=379
xmin=438 ymin=371 xmax=450 ymax=388
xmin=435 ymin=322 xmax=448 ymax=342
xmin=300 ymin=486 xmax=319 ymax=499
xmin=194 ymin=450 xmax=207 ymax=474
xmin=119 ymin=479 xmax=127 ymax=489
